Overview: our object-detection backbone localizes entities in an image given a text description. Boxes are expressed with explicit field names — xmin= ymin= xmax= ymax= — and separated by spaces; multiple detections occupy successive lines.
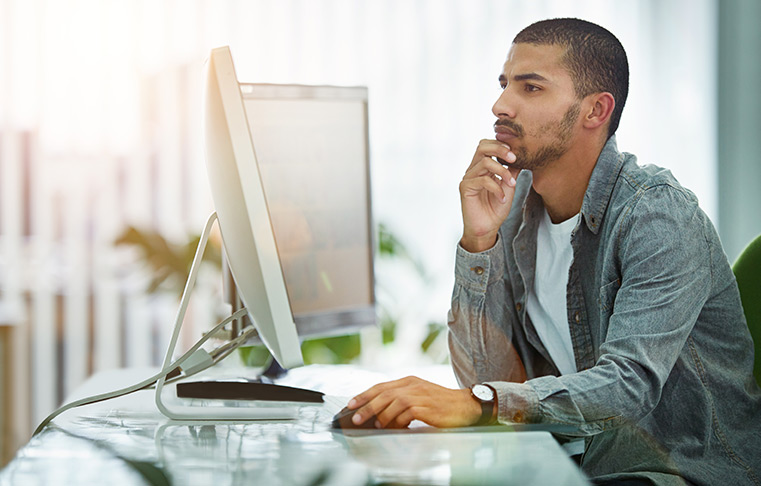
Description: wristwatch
xmin=470 ymin=384 xmax=497 ymax=426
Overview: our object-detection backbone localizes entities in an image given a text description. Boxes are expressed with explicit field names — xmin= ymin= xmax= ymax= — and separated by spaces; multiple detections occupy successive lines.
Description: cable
xmin=33 ymin=308 xmax=249 ymax=436
xmin=208 ymin=325 xmax=259 ymax=362
xmin=159 ymin=324 xmax=259 ymax=386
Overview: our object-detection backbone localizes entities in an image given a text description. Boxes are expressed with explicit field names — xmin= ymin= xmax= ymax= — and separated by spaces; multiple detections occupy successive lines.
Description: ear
xmin=582 ymin=92 xmax=615 ymax=131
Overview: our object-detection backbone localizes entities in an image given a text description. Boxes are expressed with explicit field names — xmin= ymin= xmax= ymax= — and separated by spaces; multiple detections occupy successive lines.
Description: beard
xmin=498 ymin=101 xmax=581 ymax=171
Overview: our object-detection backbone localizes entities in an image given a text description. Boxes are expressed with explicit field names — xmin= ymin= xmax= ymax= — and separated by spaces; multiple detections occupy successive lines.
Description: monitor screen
xmin=205 ymin=47 xmax=375 ymax=370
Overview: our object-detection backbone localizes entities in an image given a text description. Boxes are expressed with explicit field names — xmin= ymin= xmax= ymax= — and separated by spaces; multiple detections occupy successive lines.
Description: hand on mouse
xmin=346 ymin=376 xmax=482 ymax=429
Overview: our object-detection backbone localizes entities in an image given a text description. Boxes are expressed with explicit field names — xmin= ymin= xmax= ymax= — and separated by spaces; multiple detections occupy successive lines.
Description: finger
xmin=461 ymin=175 xmax=508 ymax=203
xmin=386 ymin=408 xmax=417 ymax=429
xmin=506 ymin=167 xmax=521 ymax=186
xmin=354 ymin=377 xmax=421 ymax=427
xmin=351 ymin=390 xmax=396 ymax=426
xmin=501 ymin=172 xmax=517 ymax=189
xmin=353 ymin=375 xmax=416 ymax=405
xmin=495 ymin=152 xmax=517 ymax=165
xmin=347 ymin=392 xmax=370 ymax=410
xmin=469 ymin=140 xmax=514 ymax=170
xmin=482 ymin=161 xmax=519 ymax=187
xmin=347 ymin=381 xmax=390 ymax=409
xmin=464 ymin=157 xmax=514 ymax=183
xmin=373 ymin=395 xmax=413 ymax=428
xmin=477 ymin=139 xmax=513 ymax=160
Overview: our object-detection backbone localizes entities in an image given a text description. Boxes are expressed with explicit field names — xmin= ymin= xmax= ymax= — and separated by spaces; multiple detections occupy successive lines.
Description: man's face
xmin=493 ymin=43 xmax=581 ymax=171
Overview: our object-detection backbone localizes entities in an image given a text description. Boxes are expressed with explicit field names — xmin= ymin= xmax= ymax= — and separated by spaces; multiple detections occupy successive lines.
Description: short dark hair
xmin=513 ymin=18 xmax=629 ymax=139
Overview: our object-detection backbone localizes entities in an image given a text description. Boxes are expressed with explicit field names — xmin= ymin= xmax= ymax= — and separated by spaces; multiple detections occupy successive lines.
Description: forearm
xmin=484 ymin=361 xmax=657 ymax=435
xmin=448 ymin=235 xmax=527 ymax=388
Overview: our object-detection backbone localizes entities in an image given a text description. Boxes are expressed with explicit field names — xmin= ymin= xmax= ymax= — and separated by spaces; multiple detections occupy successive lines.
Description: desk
xmin=0 ymin=366 xmax=590 ymax=485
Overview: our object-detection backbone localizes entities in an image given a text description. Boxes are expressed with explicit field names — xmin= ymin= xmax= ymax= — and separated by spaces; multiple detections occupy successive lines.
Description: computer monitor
xmin=156 ymin=45 xmax=376 ymax=421
xmin=207 ymin=47 xmax=376 ymax=364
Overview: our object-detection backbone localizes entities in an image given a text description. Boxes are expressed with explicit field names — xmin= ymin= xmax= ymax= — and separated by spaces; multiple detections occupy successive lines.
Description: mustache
xmin=494 ymin=119 xmax=525 ymax=138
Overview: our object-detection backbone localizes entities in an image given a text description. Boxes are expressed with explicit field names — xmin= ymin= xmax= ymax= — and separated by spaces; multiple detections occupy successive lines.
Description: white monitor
xmin=204 ymin=46 xmax=303 ymax=369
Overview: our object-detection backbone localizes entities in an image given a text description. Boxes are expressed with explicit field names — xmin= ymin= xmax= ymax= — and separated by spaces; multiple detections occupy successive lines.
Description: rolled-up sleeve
xmin=448 ymin=235 xmax=530 ymax=403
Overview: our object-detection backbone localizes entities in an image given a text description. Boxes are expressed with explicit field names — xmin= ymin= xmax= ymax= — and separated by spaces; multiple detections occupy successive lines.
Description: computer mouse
xmin=331 ymin=406 xmax=378 ymax=430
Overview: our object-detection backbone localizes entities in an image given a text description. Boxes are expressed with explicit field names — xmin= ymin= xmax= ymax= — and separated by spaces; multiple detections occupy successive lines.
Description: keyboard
xmin=176 ymin=380 xmax=325 ymax=403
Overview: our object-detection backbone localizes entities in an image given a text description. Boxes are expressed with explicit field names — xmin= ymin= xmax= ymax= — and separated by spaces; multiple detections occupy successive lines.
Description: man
xmin=346 ymin=18 xmax=761 ymax=485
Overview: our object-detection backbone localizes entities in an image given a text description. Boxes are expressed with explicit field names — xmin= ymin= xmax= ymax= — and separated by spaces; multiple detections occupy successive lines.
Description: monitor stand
xmin=154 ymin=212 xmax=301 ymax=421
xmin=261 ymin=356 xmax=288 ymax=380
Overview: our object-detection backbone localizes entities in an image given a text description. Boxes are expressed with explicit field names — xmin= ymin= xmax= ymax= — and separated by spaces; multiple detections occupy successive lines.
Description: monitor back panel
xmin=241 ymin=84 xmax=376 ymax=337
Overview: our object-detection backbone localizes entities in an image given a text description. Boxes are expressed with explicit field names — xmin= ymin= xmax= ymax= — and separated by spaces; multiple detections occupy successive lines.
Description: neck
xmin=531 ymin=137 xmax=606 ymax=224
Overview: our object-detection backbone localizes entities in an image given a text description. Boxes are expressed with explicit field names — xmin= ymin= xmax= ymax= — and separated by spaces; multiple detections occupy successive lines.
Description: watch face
xmin=472 ymin=384 xmax=494 ymax=402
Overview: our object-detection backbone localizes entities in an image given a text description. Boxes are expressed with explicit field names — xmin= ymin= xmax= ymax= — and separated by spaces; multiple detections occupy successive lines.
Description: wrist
xmin=470 ymin=384 xmax=499 ymax=426
xmin=464 ymin=389 xmax=483 ymax=425
xmin=460 ymin=232 xmax=499 ymax=253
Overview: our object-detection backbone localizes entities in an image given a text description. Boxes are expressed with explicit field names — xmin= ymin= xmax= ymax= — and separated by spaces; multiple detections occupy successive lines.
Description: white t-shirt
xmin=526 ymin=208 xmax=580 ymax=375
xmin=526 ymin=208 xmax=583 ymax=456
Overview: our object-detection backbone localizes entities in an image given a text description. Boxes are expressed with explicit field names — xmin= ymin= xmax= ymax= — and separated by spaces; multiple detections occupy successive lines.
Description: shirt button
xmin=516 ymin=302 xmax=522 ymax=312
xmin=574 ymin=311 xmax=581 ymax=323
xmin=472 ymin=266 xmax=485 ymax=275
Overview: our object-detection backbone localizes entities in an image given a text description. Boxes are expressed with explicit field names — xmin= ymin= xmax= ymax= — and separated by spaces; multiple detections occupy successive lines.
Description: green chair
xmin=733 ymin=234 xmax=761 ymax=385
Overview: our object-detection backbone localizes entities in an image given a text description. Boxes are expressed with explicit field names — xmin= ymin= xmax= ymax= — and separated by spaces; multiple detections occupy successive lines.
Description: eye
xmin=524 ymin=84 xmax=541 ymax=93
xmin=499 ymin=80 xmax=507 ymax=90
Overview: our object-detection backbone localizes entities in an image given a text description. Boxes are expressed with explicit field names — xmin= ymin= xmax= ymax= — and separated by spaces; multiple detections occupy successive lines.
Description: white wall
xmin=717 ymin=0 xmax=761 ymax=262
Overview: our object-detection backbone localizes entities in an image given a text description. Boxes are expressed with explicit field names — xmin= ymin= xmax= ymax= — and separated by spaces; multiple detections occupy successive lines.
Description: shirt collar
xmin=580 ymin=135 xmax=625 ymax=235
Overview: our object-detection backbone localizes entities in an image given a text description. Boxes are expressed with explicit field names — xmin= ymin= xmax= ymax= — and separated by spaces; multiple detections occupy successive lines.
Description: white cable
xmin=160 ymin=325 xmax=259 ymax=385
xmin=178 ymin=348 xmax=214 ymax=376
xmin=33 ymin=308 xmax=249 ymax=436
xmin=209 ymin=325 xmax=259 ymax=361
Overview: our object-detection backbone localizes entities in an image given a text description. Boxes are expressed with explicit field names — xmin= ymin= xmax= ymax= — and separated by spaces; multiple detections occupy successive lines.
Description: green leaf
xmin=380 ymin=312 xmax=397 ymax=345
xmin=378 ymin=223 xmax=407 ymax=258
xmin=238 ymin=345 xmax=271 ymax=367
xmin=301 ymin=334 xmax=361 ymax=364
xmin=114 ymin=226 xmax=222 ymax=295
xmin=421 ymin=322 xmax=446 ymax=353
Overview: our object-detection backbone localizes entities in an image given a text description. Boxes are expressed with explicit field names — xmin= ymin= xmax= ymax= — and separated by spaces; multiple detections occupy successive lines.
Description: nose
xmin=492 ymin=85 xmax=516 ymax=119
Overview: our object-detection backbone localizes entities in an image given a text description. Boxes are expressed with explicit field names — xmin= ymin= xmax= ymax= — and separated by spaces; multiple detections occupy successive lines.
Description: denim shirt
xmin=448 ymin=137 xmax=761 ymax=485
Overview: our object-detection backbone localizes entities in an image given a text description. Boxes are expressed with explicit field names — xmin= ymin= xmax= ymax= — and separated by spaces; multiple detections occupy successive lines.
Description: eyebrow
xmin=513 ymin=72 xmax=549 ymax=82
xmin=499 ymin=72 xmax=550 ymax=85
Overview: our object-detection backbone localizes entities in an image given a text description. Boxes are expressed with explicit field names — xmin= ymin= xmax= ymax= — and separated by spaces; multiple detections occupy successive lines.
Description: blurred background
xmin=1 ymin=0 xmax=759 ymax=467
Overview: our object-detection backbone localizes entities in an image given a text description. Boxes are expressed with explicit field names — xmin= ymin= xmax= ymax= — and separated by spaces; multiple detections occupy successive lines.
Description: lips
xmin=494 ymin=124 xmax=518 ymax=143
